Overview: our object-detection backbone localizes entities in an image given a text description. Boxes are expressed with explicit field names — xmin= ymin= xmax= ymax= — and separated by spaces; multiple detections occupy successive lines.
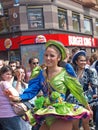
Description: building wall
xmin=0 ymin=0 xmax=98 ymax=60
xmin=17 ymin=0 xmax=98 ymax=37
xmin=19 ymin=6 xmax=28 ymax=30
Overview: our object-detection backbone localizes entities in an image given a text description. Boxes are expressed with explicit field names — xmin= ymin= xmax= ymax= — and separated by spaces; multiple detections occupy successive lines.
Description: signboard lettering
xmin=68 ymin=36 xmax=92 ymax=46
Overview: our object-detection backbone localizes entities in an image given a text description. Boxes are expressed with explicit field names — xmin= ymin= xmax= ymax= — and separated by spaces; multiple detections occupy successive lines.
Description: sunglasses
xmin=10 ymin=65 xmax=16 ymax=67
xmin=32 ymin=62 xmax=39 ymax=65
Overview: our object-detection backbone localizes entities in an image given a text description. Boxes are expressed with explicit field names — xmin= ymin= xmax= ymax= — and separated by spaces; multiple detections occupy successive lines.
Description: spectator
xmin=4 ymin=60 xmax=9 ymax=66
xmin=13 ymin=66 xmax=28 ymax=94
xmin=16 ymin=60 xmax=21 ymax=68
xmin=9 ymin=61 xmax=17 ymax=85
xmin=13 ymin=66 xmax=33 ymax=130
xmin=90 ymin=52 xmax=98 ymax=130
xmin=9 ymin=61 xmax=17 ymax=71
xmin=71 ymin=50 xmax=98 ymax=130
xmin=89 ymin=52 xmax=98 ymax=65
xmin=0 ymin=65 xmax=27 ymax=130
xmin=59 ymin=47 xmax=77 ymax=77
xmin=71 ymin=47 xmax=80 ymax=58
xmin=0 ymin=59 xmax=4 ymax=69
xmin=26 ymin=57 xmax=39 ymax=82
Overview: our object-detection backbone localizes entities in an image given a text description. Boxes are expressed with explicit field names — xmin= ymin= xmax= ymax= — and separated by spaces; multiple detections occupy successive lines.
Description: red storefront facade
xmin=0 ymin=33 xmax=98 ymax=63
xmin=0 ymin=34 xmax=98 ymax=51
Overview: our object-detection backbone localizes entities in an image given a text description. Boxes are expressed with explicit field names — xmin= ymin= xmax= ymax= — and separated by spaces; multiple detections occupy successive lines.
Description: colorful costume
xmin=20 ymin=66 xmax=90 ymax=126
xmin=70 ymin=50 xmax=98 ymax=106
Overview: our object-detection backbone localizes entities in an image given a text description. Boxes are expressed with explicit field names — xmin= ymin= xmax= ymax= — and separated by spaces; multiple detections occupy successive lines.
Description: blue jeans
xmin=0 ymin=116 xmax=27 ymax=130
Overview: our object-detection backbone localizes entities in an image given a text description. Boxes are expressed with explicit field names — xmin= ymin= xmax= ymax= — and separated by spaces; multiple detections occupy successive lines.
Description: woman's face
xmin=75 ymin=55 xmax=86 ymax=69
xmin=19 ymin=68 xmax=25 ymax=80
xmin=1 ymin=71 xmax=12 ymax=81
xmin=30 ymin=58 xmax=39 ymax=70
xmin=44 ymin=46 xmax=61 ymax=67
xmin=16 ymin=68 xmax=25 ymax=80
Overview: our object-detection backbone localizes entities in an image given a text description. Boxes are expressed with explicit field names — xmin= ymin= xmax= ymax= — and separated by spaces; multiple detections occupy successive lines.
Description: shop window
xmin=0 ymin=9 xmax=9 ymax=34
xmin=27 ymin=7 xmax=44 ymax=29
xmin=58 ymin=8 xmax=68 ymax=30
xmin=8 ymin=50 xmax=21 ymax=61
xmin=0 ymin=17 xmax=9 ymax=34
xmin=84 ymin=17 xmax=92 ymax=34
xmin=72 ymin=13 xmax=80 ymax=32
xmin=4 ymin=9 xmax=9 ymax=19
xmin=95 ymin=19 xmax=98 ymax=36
xmin=0 ymin=3 xmax=3 ymax=16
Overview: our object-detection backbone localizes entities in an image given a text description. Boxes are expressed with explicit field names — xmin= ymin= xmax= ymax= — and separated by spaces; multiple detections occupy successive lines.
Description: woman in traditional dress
xmin=6 ymin=40 xmax=93 ymax=130
xmin=70 ymin=50 xmax=98 ymax=130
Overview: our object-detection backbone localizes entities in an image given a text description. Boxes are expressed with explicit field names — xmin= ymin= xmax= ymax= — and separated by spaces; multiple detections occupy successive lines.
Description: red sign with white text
xmin=0 ymin=34 xmax=98 ymax=51
xmin=68 ymin=35 xmax=95 ymax=47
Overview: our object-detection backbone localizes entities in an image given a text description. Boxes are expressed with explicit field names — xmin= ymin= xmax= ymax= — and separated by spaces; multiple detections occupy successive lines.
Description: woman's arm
xmin=5 ymin=70 xmax=43 ymax=102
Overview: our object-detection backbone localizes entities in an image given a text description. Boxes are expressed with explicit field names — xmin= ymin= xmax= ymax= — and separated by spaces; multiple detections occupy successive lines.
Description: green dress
xmin=21 ymin=66 xmax=90 ymax=126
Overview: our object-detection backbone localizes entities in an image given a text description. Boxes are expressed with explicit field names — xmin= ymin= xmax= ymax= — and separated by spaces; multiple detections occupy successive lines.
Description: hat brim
xmin=72 ymin=50 xmax=86 ymax=65
xmin=45 ymin=40 xmax=66 ymax=61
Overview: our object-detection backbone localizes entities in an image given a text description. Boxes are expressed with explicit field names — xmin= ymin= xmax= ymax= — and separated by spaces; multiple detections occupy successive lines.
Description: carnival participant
xmin=0 ymin=65 xmax=27 ymax=130
xmin=5 ymin=40 xmax=93 ymax=130
xmin=70 ymin=50 xmax=98 ymax=130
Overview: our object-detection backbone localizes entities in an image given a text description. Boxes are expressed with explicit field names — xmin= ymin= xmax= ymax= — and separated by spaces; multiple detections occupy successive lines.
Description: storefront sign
xmin=4 ymin=38 xmax=12 ymax=49
xmin=0 ymin=34 xmax=97 ymax=51
xmin=68 ymin=35 xmax=94 ymax=47
xmin=35 ymin=35 xmax=46 ymax=43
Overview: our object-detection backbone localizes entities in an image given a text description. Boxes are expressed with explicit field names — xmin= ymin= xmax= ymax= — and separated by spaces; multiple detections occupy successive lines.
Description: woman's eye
xmin=50 ymin=54 xmax=55 ymax=57
xmin=45 ymin=54 xmax=54 ymax=57
xmin=45 ymin=54 xmax=48 ymax=57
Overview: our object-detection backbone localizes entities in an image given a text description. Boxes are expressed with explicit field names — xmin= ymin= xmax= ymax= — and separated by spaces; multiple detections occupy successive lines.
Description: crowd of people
xmin=0 ymin=40 xmax=98 ymax=130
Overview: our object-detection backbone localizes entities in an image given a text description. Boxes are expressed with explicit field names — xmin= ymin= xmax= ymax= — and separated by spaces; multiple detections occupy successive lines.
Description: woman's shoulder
xmin=0 ymin=81 xmax=10 ymax=85
xmin=0 ymin=81 xmax=12 ymax=90
xmin=30 ymin=66 xmax=43 ymax=79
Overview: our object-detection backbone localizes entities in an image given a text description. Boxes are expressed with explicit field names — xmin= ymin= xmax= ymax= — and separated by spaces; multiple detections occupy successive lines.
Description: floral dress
xmin=67 ymin=67 xmax=98 ymax=106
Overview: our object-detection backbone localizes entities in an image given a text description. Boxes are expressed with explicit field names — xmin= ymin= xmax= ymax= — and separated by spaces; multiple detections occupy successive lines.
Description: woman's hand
xmin=9 ymin=95 xmax=21 ymax=102
xmin=15 ymin=70 xmax=22 ymax=82
xmin=86 ymin=104 xmax=93 ymax=118
xmin=89 ymin=109 xmax=93 ymax=119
